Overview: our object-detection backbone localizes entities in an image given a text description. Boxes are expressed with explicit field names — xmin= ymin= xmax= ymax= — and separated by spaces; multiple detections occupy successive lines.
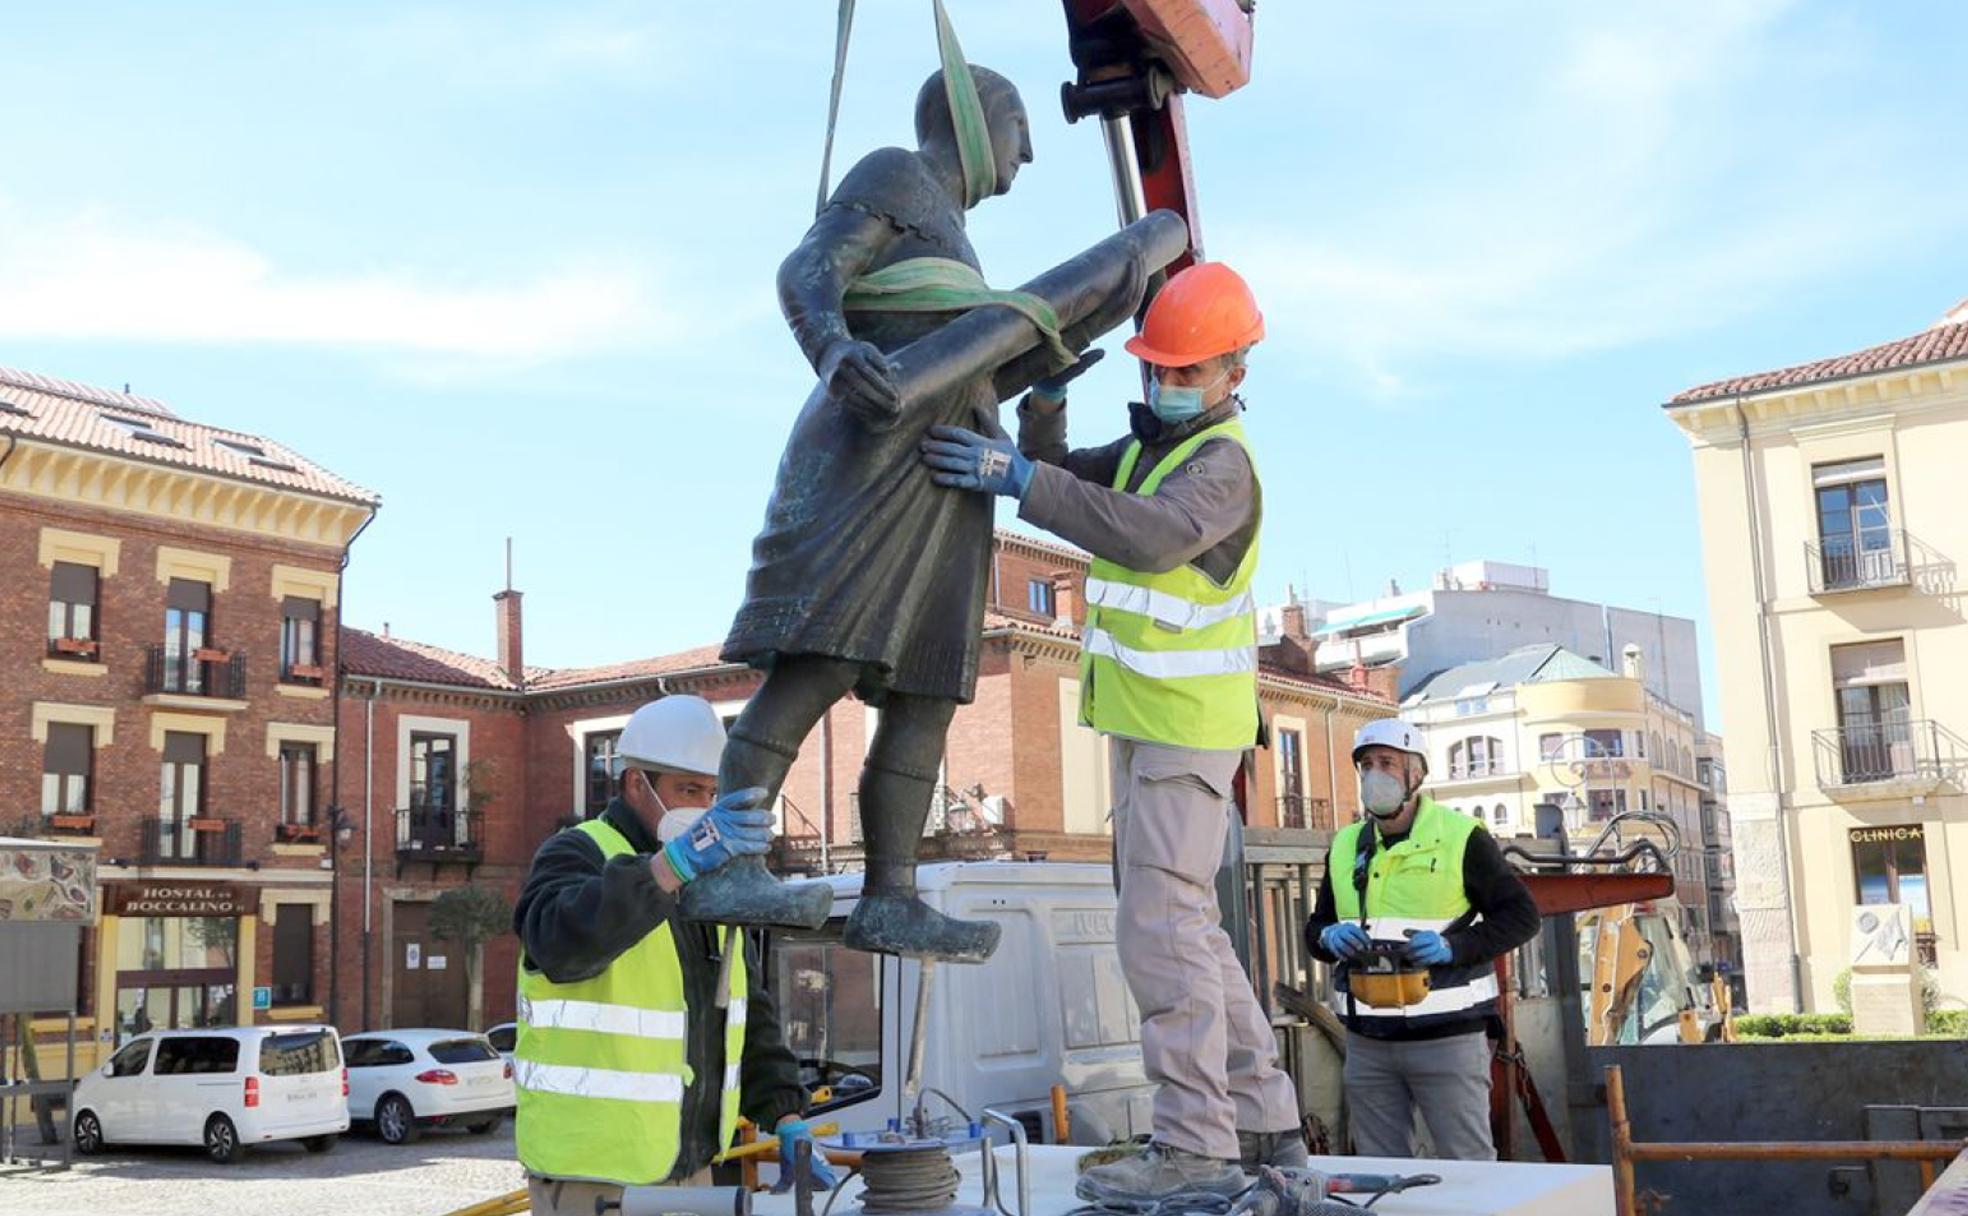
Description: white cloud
xmin=0 ymin=199 xmax=684 ymax=362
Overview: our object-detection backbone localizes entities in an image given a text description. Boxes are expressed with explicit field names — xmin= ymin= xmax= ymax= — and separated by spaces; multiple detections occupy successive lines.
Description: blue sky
xmin=5 ymin=2 xmax=1966 ymax=724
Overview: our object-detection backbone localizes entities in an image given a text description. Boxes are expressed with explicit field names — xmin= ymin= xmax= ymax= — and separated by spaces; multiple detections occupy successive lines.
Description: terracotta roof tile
xmin=0 ymin=365 xmax=379 ymax=505
xmin=340 ymin=628 xmax=520 ymax=691
xmin=526 ymin=645 xmax=734 ymax=691
xmin=1670 ymin=314 xmax=1968 ymax=406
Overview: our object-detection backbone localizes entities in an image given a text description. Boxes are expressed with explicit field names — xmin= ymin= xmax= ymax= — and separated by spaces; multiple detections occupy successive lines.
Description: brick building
xmin=0 ymin=368 xmax=377 ymax=1067
xmin=327 ymin=531 xmax=1395 ymax=1032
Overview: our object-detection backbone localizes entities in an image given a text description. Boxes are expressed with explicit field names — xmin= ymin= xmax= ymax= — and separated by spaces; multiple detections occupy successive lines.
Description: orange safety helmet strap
xmin=1124 ymin=261 xmax=1266 ymax=368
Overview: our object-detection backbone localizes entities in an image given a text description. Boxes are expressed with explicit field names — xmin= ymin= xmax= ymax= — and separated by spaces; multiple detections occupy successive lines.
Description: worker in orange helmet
xmin=921 ymin=262 xmax=1301 ymax=1201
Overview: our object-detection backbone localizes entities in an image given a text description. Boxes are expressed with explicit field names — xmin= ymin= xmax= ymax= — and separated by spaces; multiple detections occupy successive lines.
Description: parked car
xmin=485 ymin=1022 xmax=515 ymax=1060
xmin=343 ymin=1029 xmax=514 ymax=1145
xmin=71 ymin=1026 xmax=348 ymax=1163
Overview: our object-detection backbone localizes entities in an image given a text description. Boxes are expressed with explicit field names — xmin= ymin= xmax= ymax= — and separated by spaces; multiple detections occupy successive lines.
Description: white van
xmin=72 ymin=1025 xmax=349 ymax=1162
xmin=767 ymin=863 xmax=1153 ymax=1145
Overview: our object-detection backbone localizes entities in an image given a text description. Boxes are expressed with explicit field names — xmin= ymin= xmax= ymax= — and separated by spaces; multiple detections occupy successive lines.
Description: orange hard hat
xmin=1124 ymin=261 xmax=1265 ymax=368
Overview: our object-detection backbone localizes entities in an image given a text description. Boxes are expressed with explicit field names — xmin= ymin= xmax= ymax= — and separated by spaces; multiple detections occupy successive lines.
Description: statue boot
xmin=679 ymin=854 xmax=834 ymax=931
xmin=841 ymin=757 xmax=1002 ymax=963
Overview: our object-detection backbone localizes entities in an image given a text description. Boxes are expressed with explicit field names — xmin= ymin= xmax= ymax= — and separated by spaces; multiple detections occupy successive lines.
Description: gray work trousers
xmin=526 ymin=1170 xmax=714 ymax=1215
xmin=1342 ymin=1029 xmax=1496 ymax=1161
xmin=1110 ymin=737 xmax=1300 ymax=1161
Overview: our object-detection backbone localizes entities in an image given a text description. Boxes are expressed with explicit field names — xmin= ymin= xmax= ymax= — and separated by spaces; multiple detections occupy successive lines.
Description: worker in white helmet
xmin=1304 ymin=719 xmax=1540 ymax=1161
xmin=511 ymin=695 xmax=837 ymax=1215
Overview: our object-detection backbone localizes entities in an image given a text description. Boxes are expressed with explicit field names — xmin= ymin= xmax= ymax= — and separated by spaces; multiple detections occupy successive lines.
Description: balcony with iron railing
xmin=5 ymin=812 xmax=99 ymax=840
xmin=1806 ymin=532 xmax=1913 ymax=595
xmin=143 ymin=645 xmax=248 ymax=705
xmin=396 ymin=804 xmax=482 ymax=866
xmin=1275 ymin=794 xmax=1330 ymax=830
xmin=139 ymin=818 xmax=243 ymax=867
xmin=1812 ymin=719 xmax=1968 ymax=799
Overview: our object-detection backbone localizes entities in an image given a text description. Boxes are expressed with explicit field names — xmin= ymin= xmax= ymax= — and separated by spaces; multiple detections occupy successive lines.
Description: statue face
xmin=984 ymin=88 xmax=1033 ymax=196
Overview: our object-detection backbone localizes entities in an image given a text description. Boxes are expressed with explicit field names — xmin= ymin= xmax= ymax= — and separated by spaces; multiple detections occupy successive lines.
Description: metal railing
xmin=1274 ymin=794 xmax=1329 ymax=830
xmin=1806 ymin=531 xmax=1911 ymax=594
xmin=143 ymin=645 xmax=247 ymax=700
xmin=1812 ymin=719 xmax=1968 ymax=788
xmin=395 ymin=805 xmax=481 ymax=860
xmin=1446 ymin=759 xmax=1508 ymax=780
xmin=139 ymin=819 xmax=242 ymax=867
xmin=4 ymin=814 xmax=97 ymax=839
xmin=847 ymin=785 xmax=997 ymax=844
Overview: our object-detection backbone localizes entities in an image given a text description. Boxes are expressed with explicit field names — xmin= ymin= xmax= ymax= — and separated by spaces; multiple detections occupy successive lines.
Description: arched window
xmin=1493 ymin=803 xmax=1508 ymax=827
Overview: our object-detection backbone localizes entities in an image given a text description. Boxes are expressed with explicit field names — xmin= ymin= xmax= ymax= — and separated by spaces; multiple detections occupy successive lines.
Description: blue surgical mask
xmin=1147 ymin=370 xmax=1228 ymax=426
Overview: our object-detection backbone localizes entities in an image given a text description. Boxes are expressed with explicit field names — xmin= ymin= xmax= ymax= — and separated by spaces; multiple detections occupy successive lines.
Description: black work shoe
xmin=1075 ymin=1142 xmax=1247 ymax=1202
xmin=1237 ymin=1129 xmax=1310 ymax=1174
xmin=842 ymin=892 xmax=1001 ymax=962
xmin=679 ymin=856 xmax=832 ymax=930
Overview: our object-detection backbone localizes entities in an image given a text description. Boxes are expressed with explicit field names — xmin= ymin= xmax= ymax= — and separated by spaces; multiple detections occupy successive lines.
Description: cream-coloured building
xmin=1399 ymin=642 xmax=1723 ymax=963
xmin=1666 ymin=301 xmax=1968 ymax=1013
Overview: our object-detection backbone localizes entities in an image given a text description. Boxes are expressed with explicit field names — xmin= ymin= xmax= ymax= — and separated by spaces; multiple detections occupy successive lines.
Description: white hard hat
xmin=1353 ymin=718 xmax=1427 ymax=773
xmin=613 ymin=696 xmax=727 ymax=780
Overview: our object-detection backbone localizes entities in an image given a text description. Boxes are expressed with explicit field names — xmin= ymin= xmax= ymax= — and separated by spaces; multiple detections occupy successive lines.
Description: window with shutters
xmin=163 ymin=578 xmax=212 ymax=694
xmin=47 ymin=561 xmax=100 ymax=659
xmin=280 ymin=597 xmax=322 ymax=681
xmin=1830 ymin=640 xmax=1913 ymax=782
xmin=157 ymin=731 xmax=207 ymax=861
xmin=271 ymin=904 xmax=314 ymax=1006
xmin=1028 ymin=578 xmax=1055 ymax=618
xmin=280 ymin=743 xmax=317 ymax=828
xmin=41 ymin=723 xmax=93 ymax=819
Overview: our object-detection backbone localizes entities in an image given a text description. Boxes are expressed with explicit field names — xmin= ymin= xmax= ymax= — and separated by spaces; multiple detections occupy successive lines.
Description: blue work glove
xmin=662 ymin=788 xmax=772 ymax=883
xmin=775 ymin=1119 xmax=840 ymax=1192
xmin=920 ymin=426 xmax=1034 ymax=499
xmin=1319 ymin=922 xmax=1371 ymax=961
xmin=1030 ymin=348 xmax=1106 ymax=405
xmin=1403 ymin=929 xmax=1454 ymax=967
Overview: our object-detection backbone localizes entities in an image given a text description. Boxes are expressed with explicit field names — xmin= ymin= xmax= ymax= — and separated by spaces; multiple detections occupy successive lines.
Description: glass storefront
xmin=113 ymin=915 xmax=238 ymax=1043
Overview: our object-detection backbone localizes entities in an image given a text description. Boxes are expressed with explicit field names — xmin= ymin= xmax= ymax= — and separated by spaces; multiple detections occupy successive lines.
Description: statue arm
xmin=777 ymin=205 xmax=897 ymax=373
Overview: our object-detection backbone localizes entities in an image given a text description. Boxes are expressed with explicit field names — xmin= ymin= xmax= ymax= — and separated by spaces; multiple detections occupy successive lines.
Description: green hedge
xmin=1736 ymin=1013 xmax=1853 ymax=1038
xmin=1929 ymin=1009 xmax=1968 ymax=1036
xmin=1736 ymin=1009 xmax=1968 ymax=1039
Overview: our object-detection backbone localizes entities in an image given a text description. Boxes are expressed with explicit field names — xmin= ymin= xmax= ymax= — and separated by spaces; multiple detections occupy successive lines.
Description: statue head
xmin=914 ymin=65 xmax=1031 ymax=202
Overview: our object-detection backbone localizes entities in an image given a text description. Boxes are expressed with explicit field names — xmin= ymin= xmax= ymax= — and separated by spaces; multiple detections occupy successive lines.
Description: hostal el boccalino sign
xmin=108 ymin=882 xmax=252 ymax=918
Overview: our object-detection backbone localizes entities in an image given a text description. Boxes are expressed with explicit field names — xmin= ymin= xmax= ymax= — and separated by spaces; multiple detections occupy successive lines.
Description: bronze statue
xmin=686 ymin=63 xmax=1185 ymax=962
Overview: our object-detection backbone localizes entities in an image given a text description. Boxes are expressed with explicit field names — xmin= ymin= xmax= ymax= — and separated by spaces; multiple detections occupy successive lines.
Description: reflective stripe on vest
xmin=514 ymin=817 xmax=748 ymax=1186
xmin=1328 ymin=800 xmax=1497 ymax=1031
xmin=1079 ymin=417 xmax=1261 ymax=751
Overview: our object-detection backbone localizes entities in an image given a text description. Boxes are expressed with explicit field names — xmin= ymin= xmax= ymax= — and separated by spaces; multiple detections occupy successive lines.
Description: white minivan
xmin=72 ymin=1026 xmax=349 ymax=1163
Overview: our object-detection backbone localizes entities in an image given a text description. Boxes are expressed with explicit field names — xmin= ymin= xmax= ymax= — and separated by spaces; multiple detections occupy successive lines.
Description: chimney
xmin=1622 ymin=643 xmax=1643 ymax=683
xmin=495 ymin=589 xmax=524 ymax=686
xmin=1280 ymin=600 xmax=1309 ymax=642
xmin=1050 ymin=571 xmax=1079 ymax=628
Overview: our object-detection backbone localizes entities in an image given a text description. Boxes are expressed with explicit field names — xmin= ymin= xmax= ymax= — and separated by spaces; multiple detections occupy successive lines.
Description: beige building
xmin=1400 ymin=643 xmax=1722 ymax=961
xmin=1666 ymin=301 xmax=1968 ymax=1013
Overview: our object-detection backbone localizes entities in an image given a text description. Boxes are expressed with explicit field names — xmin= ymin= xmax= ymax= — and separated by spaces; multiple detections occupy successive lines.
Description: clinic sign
xmin=108 ymin=882 xmax=252 ymax=918
xmin=1849 ymin=826 xmax=1924 ymax=845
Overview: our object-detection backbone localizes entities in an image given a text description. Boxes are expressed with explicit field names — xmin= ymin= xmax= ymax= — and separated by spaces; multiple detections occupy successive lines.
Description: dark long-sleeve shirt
xmin=513 ymin=799 xmax=808 ymax=1179
xmin=1305 ymin=809 xmax=1542 ymax=1040
xmin=1016 ymin=395 xmax=1259 ymax=582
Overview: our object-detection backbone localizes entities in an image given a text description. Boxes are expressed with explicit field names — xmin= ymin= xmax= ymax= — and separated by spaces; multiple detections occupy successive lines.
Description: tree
xmin=430 ymin=885 xmax=512 ymax=1031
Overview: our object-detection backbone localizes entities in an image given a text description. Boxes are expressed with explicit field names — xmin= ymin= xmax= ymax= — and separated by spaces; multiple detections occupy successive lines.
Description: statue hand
xmin=820 ymin=340 xmax=902 ymax=430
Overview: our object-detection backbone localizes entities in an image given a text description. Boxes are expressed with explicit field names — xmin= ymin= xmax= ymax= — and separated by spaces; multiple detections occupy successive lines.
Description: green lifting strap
xmin=816 ymin=0 xmax=997 ymax=214
xmin=818 ymin=2 xmax=1072 ymax=370
xmin=931 ymin=0 xmax=997 ymax=209
xmin=842 ymin=257 xmax=1076 ymax=368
